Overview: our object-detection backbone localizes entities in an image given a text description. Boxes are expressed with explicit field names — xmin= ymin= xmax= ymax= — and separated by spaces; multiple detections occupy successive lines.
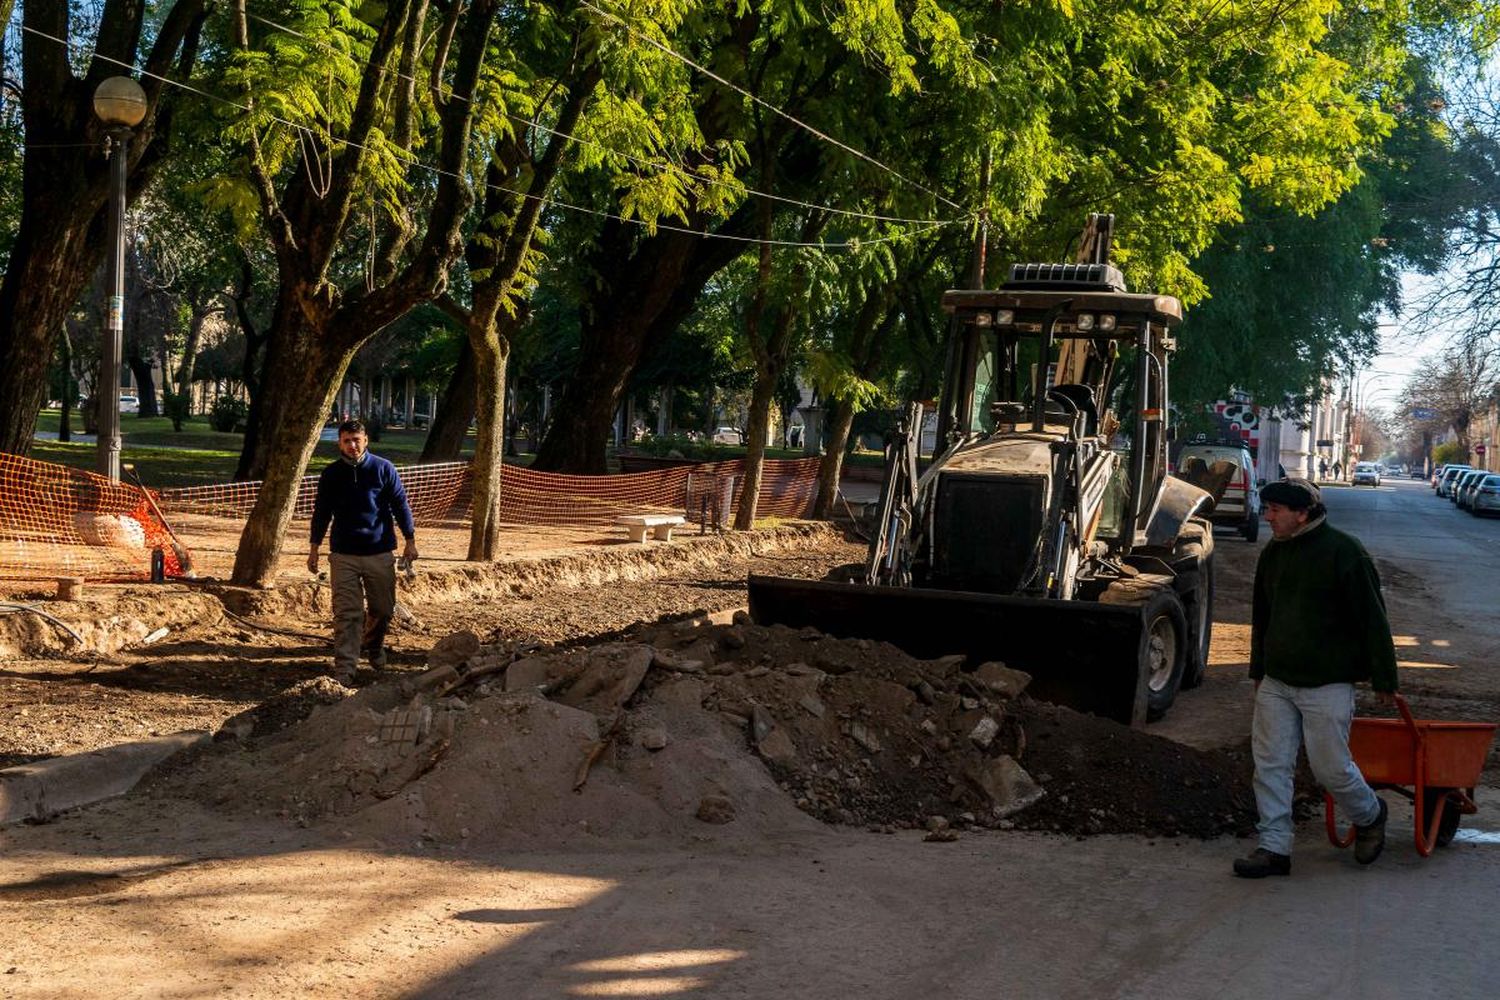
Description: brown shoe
xmin=1233 ymin=848 xmax=1291 ymax=878
xmin=1354 ymin=799 xmax=1388 ymax=865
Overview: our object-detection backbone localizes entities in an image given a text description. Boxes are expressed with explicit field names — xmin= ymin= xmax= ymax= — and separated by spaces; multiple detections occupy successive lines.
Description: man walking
xmin=1234 ymin=478 xmax=1398 ymax=877
xmin=309 ymin=419 xmax=418 ymax=683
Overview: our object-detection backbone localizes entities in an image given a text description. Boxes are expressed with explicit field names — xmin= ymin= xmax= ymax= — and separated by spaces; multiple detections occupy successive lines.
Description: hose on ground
xmin=0 ymin=602 xmax=86 ymax=646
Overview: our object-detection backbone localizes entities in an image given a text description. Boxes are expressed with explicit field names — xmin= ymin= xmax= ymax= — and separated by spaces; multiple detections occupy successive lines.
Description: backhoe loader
xmin=749 ymin=217 xmax=1215 ymax=724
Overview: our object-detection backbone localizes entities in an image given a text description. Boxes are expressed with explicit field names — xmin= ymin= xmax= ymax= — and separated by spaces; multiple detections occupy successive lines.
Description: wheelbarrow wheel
xmin=1422 ymin=789 xmax=1463 ymax=848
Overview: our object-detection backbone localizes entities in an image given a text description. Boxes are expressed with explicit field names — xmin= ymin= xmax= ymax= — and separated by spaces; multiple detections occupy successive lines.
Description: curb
xmin=0 ymin=730 xmax=208 ymax=826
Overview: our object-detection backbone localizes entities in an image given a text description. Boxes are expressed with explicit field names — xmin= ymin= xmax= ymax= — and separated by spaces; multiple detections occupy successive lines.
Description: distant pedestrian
xmin=1318 ymin=458 xmax=1328 ymax=479
xmin=1233 ymin=478 xmax=1397 ymax=878
xmin=308 ymin=419 xmax=418 ymax=683
xmin=1332 ymin=460 xmax=1342 ymax=479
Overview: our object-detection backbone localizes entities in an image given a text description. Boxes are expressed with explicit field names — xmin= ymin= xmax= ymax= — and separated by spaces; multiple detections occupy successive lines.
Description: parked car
xmin=1352 ymin=461 xmax=1381 ymax=487
xmin=1472 ymin=474 xmax=1500 ymax=517
xmin=118 ymin=394 xmax=140 ymax=414
xmin=1456 ymin=469 xmax=1490 ymax=509
xmin=1174 ymin=443 xmax=1261 ymax=541
xmin=1410 ymin=467 xmax=1425 ymax=479
xmin=1438 ymin=464 xmax=1472 ymax=498
xmin=711 ymin=426 xmax=744 ymax=445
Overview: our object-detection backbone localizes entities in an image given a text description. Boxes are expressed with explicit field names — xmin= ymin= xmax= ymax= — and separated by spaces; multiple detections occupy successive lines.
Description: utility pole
xmin=92 ymin=76 xmax=148 ymax=481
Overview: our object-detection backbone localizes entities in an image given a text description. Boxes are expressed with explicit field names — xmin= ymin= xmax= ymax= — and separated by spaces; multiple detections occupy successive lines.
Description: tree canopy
xmin=0 ymin=0 xmax=1495 ymax=570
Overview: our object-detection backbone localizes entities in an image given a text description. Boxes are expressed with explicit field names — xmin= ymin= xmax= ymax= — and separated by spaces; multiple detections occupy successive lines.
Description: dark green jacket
xmin=1250 ymin=519 xmax=1399 ymax=692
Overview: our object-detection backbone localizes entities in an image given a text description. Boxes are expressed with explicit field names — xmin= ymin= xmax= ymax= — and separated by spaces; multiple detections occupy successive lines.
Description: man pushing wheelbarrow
xmin=1233 ymin=479 xmax=1397 ymax=878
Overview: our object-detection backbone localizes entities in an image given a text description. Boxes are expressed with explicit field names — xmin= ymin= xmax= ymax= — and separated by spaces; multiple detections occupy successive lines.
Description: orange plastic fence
xmin=0 ymin=451 xmax=819 ymax=583
xmin=157 ymin=461 xmax=472 ymax=525
xmin=0 ymin=452 xmax=184 ymax=582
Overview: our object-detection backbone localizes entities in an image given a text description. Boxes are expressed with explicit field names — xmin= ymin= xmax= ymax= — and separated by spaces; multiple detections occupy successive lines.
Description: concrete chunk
xmin=974 ymin=661 xmax=1032 ymax=699
xmin=969 ymin=755 xmax=1045 ymax=818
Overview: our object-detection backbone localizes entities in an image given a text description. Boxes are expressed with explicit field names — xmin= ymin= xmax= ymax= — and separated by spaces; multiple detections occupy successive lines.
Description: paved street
xmin=1329 ymin=475 xmax=1500 ymax=651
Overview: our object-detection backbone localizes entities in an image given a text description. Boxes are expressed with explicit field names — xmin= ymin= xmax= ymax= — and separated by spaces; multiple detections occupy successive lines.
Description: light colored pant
xmin=329 ymin=551 xmax=396 ymax=672
xmin=1252 ymin=676 xmax=1381 ymax=855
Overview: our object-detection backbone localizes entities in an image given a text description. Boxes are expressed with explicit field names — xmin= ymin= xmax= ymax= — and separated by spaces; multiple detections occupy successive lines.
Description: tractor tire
xmin=1169 ymin=516 xmax=1215 ymax=690
xmin=1179 ymin=551 xmax=1215 ymax=690
xmin=1167 ymin=516 xmax=1213 ymax=573
xmin=1100 ymin=576 xmax=1189 ymax=722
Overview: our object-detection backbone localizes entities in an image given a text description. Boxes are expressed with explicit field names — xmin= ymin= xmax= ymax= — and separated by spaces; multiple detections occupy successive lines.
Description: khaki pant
xmin=329 ymin=551 xmax=396 ymax=672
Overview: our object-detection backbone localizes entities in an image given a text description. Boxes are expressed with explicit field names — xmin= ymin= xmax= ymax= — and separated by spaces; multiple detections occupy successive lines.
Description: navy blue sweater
xmin=309 ymin=453 xmax=415 ymax=556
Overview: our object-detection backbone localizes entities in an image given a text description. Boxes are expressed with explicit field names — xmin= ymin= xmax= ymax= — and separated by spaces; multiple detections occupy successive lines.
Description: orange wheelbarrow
xmin=1326 ymin=695 xmax=1497 ymax=857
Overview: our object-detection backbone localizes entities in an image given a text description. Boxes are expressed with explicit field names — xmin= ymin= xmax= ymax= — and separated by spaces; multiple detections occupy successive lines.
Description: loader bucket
xmin=747 ymin=575 xmax=1152 ymax=726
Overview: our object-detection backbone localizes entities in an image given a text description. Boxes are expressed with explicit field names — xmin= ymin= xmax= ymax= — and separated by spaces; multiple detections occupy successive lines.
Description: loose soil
xmin=145 ymin=616 xmax=1263 ymax=848
xmin=8 ymin=496 xmax=1500 ymax=843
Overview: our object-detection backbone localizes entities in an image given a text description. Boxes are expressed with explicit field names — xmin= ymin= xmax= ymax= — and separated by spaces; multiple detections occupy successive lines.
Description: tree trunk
xmin=0 ymin=0 xmax=207 ymax=455
xmin=176 ymin=306 xmax=210 ymax=404
xmin=813 ymin=397 xmax=856 ymax=518
xmin=0 ymin=195 xmax=106 ymax=453
xmin=126 ymin=355 xmax=159 ymax=417
xmin=466 ymin=325 xmax=510 ymax=559
xmin=230 ymin=319 xmax=349 ymax=586
xmin=532 ymin=211 xmax=753 ymax=473
xmin=57 ymin=326 xmax=74 ymax=443
xmin=421 ymin=339 xmax=477 ymax=461
xmin=734 ymin=366 xmax=781 ymax=530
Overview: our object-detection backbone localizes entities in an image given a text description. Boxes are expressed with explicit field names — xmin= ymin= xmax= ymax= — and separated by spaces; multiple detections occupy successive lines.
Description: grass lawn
xmin=31 ymin=411 xmax=476 ymax=487
xmin=28 ymin=409 xmax=844 ymax=487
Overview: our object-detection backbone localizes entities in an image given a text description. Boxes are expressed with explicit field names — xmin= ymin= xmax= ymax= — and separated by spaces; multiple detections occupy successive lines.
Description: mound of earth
xmin=152 ymin=617 xmax=1262 ymax=845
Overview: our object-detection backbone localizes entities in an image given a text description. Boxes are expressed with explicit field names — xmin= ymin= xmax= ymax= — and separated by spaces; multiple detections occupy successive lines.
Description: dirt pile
xmin=155 ymin=618 xmax=1258 ymax=845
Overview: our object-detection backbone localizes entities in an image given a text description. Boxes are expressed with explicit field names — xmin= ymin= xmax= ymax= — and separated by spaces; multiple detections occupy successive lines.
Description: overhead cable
xmin=239 ymin=6 xmax=962 ymax=227
xmin=577 ymin=0 xmax=969 ymax=214
xmin=19 ymin=23 xmax=949 ymax=250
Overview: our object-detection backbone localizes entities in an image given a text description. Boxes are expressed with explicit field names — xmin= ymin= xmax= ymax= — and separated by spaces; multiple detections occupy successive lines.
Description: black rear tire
xmin=1240 ymin=513 xmax=1260 ymax=542
xmin=1180 ymin=550 xmax=1215 ymax=690
xmin=1141 ymin=588 xmax=1189 ymax=722
xmin=1103 ymin=578 xmax=1189 ymax=722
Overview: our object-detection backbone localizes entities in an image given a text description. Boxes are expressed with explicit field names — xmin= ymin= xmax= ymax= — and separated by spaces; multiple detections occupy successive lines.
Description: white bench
xmin=616 ymin=514 xmax=687 ymax=543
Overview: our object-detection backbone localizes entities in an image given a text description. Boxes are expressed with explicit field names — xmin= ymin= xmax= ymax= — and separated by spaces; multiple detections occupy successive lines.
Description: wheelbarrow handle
xmin=1394 ymin=693 xmax=1419 ymax=735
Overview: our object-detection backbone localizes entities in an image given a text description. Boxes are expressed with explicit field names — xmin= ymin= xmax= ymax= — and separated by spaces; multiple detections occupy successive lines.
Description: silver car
xmin=1352 ymin=462 xmax=1381 ymax=487
xmin=1457 ymin=469 xmax=1491 ymax=509
xmin=1472 ymin=474 xmax=1500 ymax=516
xmin=1438 ymin=465 xmax=1472 ymax=498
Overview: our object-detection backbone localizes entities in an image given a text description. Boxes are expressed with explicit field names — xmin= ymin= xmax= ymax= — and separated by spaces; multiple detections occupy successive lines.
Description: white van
xmin=1174 ymin=443 xmax=1262 ymax=541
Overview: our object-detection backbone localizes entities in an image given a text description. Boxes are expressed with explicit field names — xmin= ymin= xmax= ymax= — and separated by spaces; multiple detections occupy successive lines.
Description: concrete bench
xmin=616 ymin=514 xmax=687 ymax=543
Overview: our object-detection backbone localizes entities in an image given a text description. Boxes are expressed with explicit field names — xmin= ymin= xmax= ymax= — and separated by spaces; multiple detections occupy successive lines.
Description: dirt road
xmin=4 ymin=495 xmax=1500 ymax=998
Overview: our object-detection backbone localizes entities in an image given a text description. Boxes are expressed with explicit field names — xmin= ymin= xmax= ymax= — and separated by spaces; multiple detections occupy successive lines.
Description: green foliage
xmin=1433 ymin=440 xmax=1463 ymax=466
xmin=162 ymin=392 xmax=192 ymax=433
xmin=631 ymin=433 xmax=736 ymax=460
xmin=209 ymin=395 xmax=250 ymax=434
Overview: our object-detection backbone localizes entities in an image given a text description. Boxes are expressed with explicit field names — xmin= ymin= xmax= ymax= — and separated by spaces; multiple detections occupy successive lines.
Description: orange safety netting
xmin=0 ymin=452 xmax=185 ymax=582
xmin=0 ymin=452 xmax=819 ymax=583
xmin=495 ymin=457 xmax=819 ymax=526
xmin=157 ymin=457 xmax=819 ymax=527
xmin=158 ymin=461 xmax=472 ymax=525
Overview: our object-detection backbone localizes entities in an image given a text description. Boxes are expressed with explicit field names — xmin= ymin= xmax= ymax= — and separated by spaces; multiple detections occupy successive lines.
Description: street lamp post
xmin=92 ymin=76 xmax=148 ymax=481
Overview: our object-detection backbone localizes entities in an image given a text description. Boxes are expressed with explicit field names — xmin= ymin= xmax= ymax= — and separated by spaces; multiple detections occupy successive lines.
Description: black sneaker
xmin=1354 ymin=798 xmax=1388 ymax=865
xmin=1233 ymin=848 xmax=1291 ymax=878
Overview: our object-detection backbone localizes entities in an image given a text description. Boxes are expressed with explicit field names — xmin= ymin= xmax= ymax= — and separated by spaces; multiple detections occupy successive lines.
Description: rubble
xmin=158 ymin=619 xmax=1257 ymax=846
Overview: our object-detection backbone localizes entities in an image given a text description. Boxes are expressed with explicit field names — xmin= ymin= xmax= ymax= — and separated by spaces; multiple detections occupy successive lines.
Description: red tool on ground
xmin=1325 ymin=694 xmax=1497 ymax=857
xmin=123 ymin=463 xmax=196 ymax=579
